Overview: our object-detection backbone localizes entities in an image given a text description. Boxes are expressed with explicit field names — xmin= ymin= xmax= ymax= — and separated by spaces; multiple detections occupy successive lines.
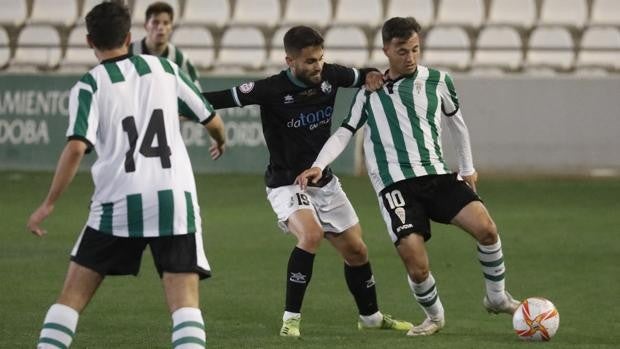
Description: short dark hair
xmin=145 ymin=1 xmax=174 ymax=23
xmin=382 ymin=17 xmax=422 ymax=45
xmin=283 ymin=26 xmax=324 ymax=56
xmin=85 ymin=1 xmax=131 ymax=50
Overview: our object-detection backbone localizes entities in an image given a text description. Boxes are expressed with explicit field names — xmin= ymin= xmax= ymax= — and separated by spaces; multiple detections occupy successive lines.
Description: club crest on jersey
xmin=239 ymin=82 xmax=255 ymax=94
xmin=320 ymin=81 xmax=332 ymax=94
xmin=415 ymin=81 xmax=423 ymax=94
xmin=283 ymin=94 xmax=294 ymax=104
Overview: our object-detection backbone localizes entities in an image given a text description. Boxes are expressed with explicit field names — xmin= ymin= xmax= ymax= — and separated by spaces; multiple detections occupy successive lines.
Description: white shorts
xmin=266 ymin=176 xmax=359 ymax=234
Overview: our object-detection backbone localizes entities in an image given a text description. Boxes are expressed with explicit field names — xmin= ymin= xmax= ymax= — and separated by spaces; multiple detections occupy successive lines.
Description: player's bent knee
xmin=476 ymin=220 xmax=498 ymax=245
xmin=410 ymin=268 xmax=430 ymax=283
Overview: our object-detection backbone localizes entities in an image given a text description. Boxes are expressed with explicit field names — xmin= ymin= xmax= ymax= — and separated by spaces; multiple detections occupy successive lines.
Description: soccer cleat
xmin=358 ymin=314 xmax=413 ymax=331
xmin=406 ymin=317 xmax=445 ymax=336
xmin=483 ymin=291 xmax=521 ymax=315
xmin=280 ymin=317 xmax=301 ymax=338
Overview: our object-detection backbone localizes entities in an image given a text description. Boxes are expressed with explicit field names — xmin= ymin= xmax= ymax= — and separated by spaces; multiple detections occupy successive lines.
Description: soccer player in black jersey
xmin=203 ymin=26 xmax=412 ymax=337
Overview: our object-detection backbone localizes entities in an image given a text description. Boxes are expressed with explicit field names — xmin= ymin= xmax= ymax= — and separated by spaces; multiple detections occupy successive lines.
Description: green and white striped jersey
xmin=130 ymin=38 xmax=201 ymax=90
xmin=343 ymin=65 xmax=462 ymax=193
xmin=67 ymin=54 xmax=215 ymax=237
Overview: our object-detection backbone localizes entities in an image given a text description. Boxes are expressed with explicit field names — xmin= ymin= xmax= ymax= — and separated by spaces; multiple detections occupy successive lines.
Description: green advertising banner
xmin=0 ymin=74 xmax=358 ymax=175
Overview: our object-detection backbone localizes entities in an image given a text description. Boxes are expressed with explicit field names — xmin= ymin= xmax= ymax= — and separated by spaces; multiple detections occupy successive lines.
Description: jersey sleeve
xmin=324 ymin=63 xmax=361 ymax=87
xmin=439 ymin=72 xmax=460 ymax=116
xmin=176 ymin=67 xmax=215 ymax=124
xmin=202 ymin=78 xmax=271 ymax=109
xmin=341 ymin=88 xmax=369 ymax=133
xmin=66 ymin=73 xmax=99 ymax=151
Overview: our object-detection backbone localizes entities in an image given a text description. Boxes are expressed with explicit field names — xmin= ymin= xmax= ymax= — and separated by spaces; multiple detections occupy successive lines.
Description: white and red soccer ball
xmin=512 ymin=297 xmax=560 ymax=341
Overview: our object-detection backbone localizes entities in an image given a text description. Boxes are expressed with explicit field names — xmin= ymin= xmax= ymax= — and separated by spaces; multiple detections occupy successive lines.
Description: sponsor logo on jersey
xmin=283 ymin=94 xmax=294 ymax=104
xmin=239 ymin=82 xmax=255 ymax=94
xmin=320 ymin=81 xmax=332 ymax=94
xmin=286 ymin=106 xmax=333 ymax=130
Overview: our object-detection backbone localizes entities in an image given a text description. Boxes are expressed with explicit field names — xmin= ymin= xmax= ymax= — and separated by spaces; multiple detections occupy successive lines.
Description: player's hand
xmin=364 ymin=71 xmax=384 ymax=92
xmin=27 ymin=203 xmax=54 ymax=237
xmin=461 ymin=171 xmax=478 ymax=193
xmin=295 ymin=167 xmax=323 ymax=191
xmin=209 ymin=142 xmax=225 ymax=160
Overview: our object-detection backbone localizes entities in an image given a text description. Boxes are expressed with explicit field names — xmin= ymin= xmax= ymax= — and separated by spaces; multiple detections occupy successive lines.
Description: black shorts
xmin=70 ymin=226 xmax=211 ymax=279
xmin=379 ymin=173 xmax=481 ymax=244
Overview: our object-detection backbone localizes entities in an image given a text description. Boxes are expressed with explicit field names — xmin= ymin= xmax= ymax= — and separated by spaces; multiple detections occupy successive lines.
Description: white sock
xmin=171 ymin=307 xmax=206 ymax=349
xmin=38 ymin=303 xmax=79 ymax=349
xmin=359 ymin=311 xmax=383 ymax=327
xmin=477 ymin=237 xmax=507 ymax=304
xmin=283 ymin=311 xmax=301 ymax=321
xmin=408 ymin=273 xmax=444 ymax=321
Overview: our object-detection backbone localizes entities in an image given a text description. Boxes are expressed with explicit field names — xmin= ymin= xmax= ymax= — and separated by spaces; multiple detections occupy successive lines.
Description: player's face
xmin=384 ymin=33 xmax=420 ymax=76
xmin=145 ymin=12 xmax=173 ymax=46
xmin=287 ymin=45 xmax=325 ymax=85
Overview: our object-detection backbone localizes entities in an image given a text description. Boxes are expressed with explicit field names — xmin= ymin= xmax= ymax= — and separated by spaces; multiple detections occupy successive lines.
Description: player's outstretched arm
xmin=27 ymin=140 xmax=87 ymax=236
xmin=204 ymin=113 xmax=226 ymax=160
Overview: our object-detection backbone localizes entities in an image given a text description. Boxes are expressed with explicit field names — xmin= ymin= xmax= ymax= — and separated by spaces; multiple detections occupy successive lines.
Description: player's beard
xmin=298 ymin=70 xmax=322 ymax=86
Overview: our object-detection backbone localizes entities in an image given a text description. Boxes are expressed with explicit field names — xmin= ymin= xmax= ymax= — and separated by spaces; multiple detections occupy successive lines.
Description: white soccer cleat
xmin=279 ymin=317 xmax=301 ymax=338
xmin=483 ymin=291 xmax=521 ymax=315
xmin=406 ymin=317 xmax=445 ymax=336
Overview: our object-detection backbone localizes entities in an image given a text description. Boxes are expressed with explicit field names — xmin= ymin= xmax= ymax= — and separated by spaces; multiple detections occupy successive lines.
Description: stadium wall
xmin=0 ymin=74 xmax=618 ymax=176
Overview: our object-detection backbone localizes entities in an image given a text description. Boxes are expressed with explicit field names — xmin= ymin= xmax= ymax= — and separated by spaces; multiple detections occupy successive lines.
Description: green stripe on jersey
xmin=187 ymin=61 xmax=198 ymax=82
xmin=365 ymin=102 xmax=393 ymax=187
xmin=103 ymin=62 xmax=125 ymax=83
xmin=99 ymin=202 xmax=113 ymax=233
xmin=178 ymin=98 xmax=200 ymax=122
xmin=425 ymin=69 xmax=447 ymax=171
xmin=73 ymin=89 xmax=92 ymax=137
xmin=129 ymin=55 xmax=152 ymax=76
xmin=158 ymin=190 xmax=174 ymax=236
xmin=397 ymin=77 xmax=435 ymax=175
xmin=377 ymin=89 xmax=416 ymax=178
xmin=185 ymin=192 xmax=196 ymax=233
xmin=158 ymin=57 xmax=175 ymax=75
xmin=127 ymin=194 xmax=143 ymax=237
xmin=444 ymin=73 xmax=459 ymax=109
xmin=174 ymin=48 xmax=184 ymax=67
xmin=79 ymin=73 xmax=97 ymax=93
xmin=178 ymin=69 xmax=203 ymax=99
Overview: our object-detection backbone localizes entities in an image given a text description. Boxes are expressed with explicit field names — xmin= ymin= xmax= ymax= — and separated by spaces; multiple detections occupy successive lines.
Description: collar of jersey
xmin=286 ymin=68 xmax=310 ymax=88
xmin=141 ymin=37 xmax=169 ymax=57
xmin=101 ymin=53 xmax=131 ymax=64
xmin=384 ymin=68 xmax=418 ymax=84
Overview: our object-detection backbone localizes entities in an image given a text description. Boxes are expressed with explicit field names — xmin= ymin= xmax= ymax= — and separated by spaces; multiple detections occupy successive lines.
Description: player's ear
xmin=124 ymin=32 xmax=132 ymax=47
xmin=285 ymin=55 xmax=294 ymax=67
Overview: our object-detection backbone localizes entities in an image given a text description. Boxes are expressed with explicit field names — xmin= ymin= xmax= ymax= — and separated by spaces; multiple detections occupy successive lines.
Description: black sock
xmin=284 ymin=246 xmax=315 ymax=313
xmin=345 ymin=262 xmax=379 ymax=316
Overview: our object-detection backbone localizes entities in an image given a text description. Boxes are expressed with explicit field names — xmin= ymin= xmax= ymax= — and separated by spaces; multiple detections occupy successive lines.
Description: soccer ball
xmin=512 ymin=297 xmax=560 ymax=341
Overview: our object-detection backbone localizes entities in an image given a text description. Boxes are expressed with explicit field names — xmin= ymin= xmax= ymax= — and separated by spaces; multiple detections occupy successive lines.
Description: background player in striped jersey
xmin=297 ymin=17 xmax=520 ymax=337
xmin=203 ymin=26 xmax=412 ymax=337
xmin=129 ymin=1 xmax=201 ymax=89
xmin=26 ymin=2 xmax=225 ymax=348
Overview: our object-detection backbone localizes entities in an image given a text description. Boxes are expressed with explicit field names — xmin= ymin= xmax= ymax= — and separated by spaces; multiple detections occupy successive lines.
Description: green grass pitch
xmin=1 ymin=172 xmax=619 ymax=348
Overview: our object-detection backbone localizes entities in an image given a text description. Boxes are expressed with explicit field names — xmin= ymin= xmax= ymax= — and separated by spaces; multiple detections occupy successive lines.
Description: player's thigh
xmin=266 ymin=184 xmax=321 ymax=235
xmin=378 ymin=181 xmax=431 ymax=244
xmin=325 ymin=223 xmax=368 ymax=265
xmin=162 ymin=272 xmax=200 ymax=312
xmin=451 ymin=200 xmax=497 ymax=243
xmin=309 ymin=176 xmax=360 ymax=235
xmin=57 ymin=261 xmax=104 ymax=312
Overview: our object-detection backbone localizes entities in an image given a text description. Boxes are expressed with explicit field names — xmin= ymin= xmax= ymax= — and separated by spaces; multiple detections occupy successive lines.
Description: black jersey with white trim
xmin=204 ymin=63 xmax=374 ymax=188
